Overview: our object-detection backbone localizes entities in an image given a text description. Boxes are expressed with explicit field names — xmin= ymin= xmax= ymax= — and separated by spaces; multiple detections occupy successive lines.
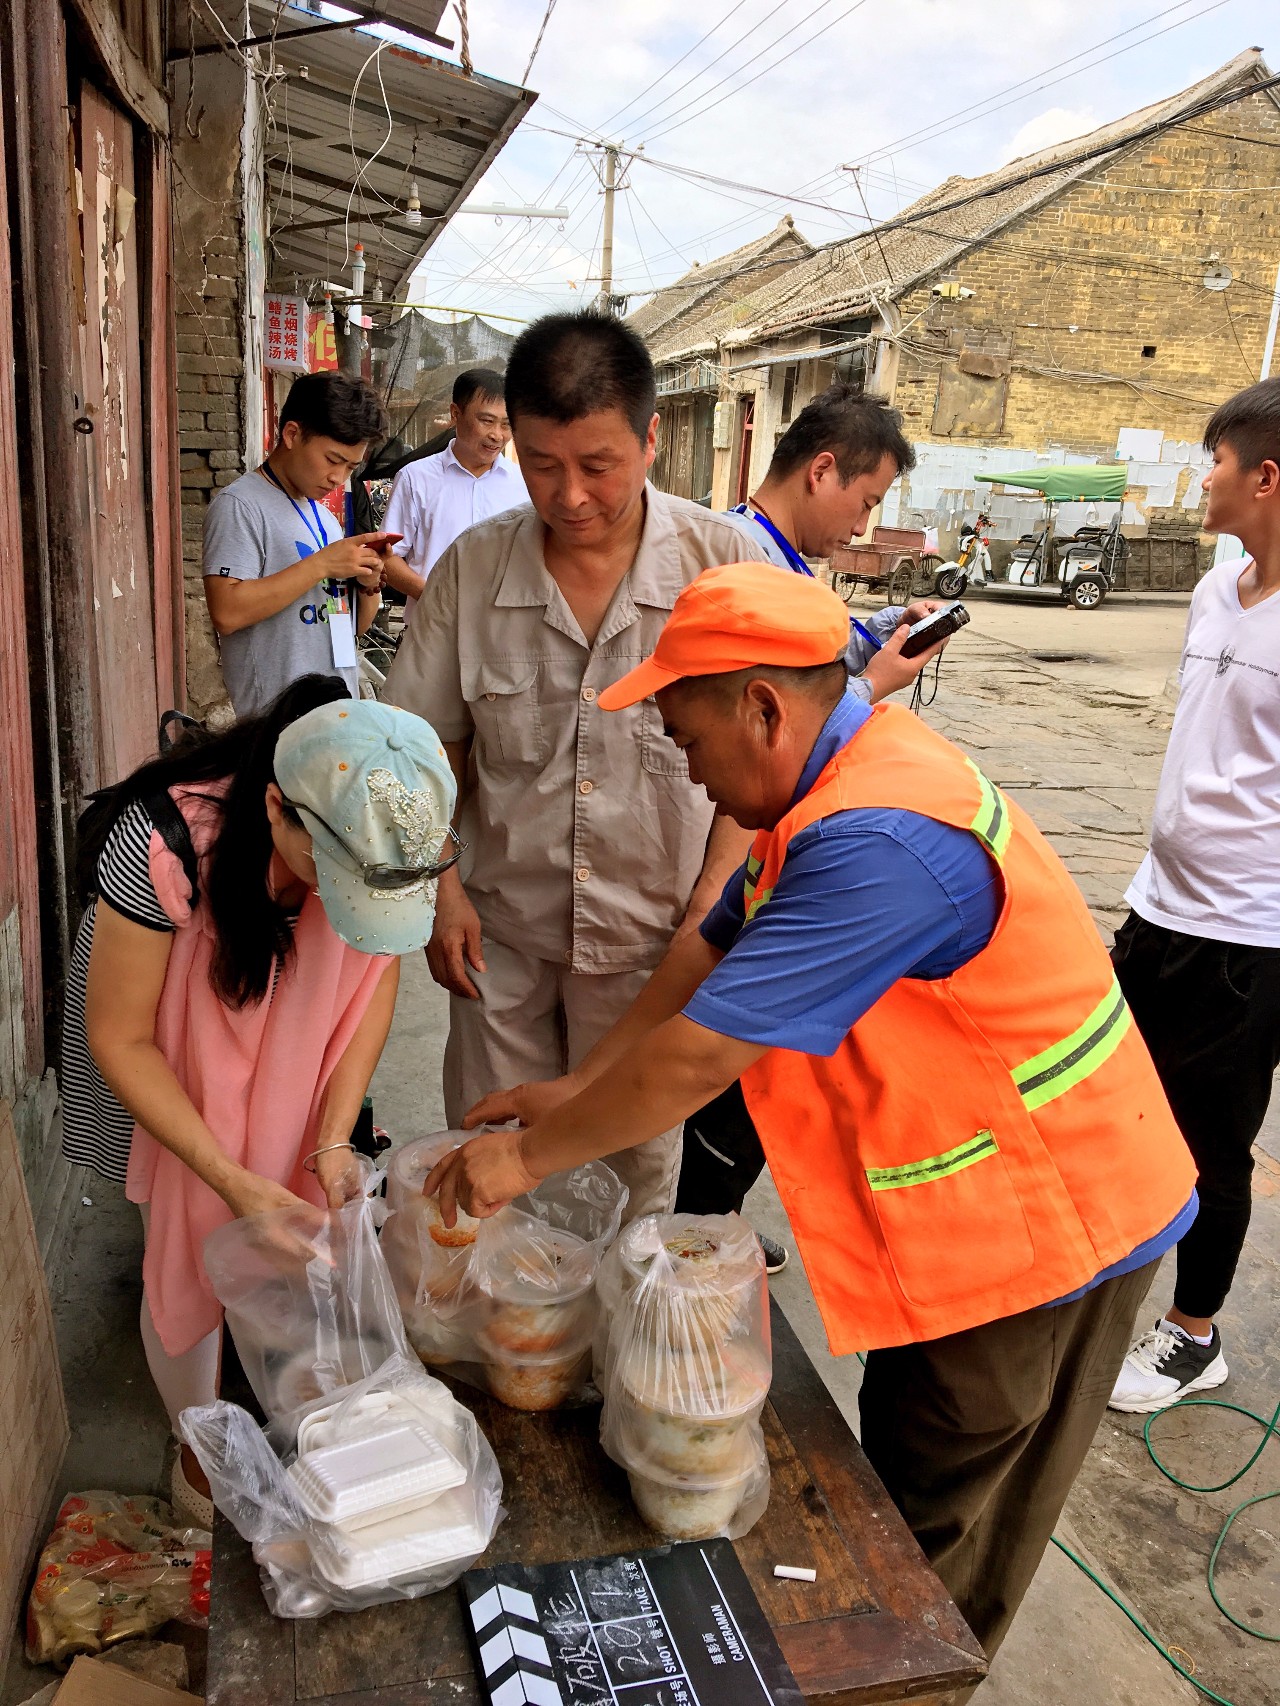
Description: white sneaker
xmin=1108 ymin=1320 xmax=1228 ymax=1414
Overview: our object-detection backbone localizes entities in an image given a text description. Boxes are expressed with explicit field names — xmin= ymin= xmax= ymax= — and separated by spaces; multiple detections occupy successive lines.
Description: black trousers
xmin=674 ymin=1081 xmax=767 ymax=1215
xmin=1112 ymin=911 xmax=1280 ymax=1319
xmin=860 ymin=1261 xmax=1157 ymax=1662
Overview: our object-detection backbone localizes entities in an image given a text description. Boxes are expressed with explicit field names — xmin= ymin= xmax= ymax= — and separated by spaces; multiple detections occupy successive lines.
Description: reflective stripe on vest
xmin=743 ymin=850 xmax=772 ymax=921
xmin=966 ymin=758 xmax=1012 ymax=862
xmin=866 ymin=1129 xmax=997 ymax=1192
xmin=1012 ymin=974 xmax=1133 ymax=1112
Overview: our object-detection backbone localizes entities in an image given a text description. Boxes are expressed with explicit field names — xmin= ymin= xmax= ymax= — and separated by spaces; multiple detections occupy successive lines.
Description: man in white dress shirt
xmin=382 ymin=369 xmax=529 ymax=620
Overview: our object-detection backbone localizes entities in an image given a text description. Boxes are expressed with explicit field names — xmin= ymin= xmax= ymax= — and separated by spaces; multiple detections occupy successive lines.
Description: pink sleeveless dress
xmin=125 ymin=784 xmax=391 ymax=1356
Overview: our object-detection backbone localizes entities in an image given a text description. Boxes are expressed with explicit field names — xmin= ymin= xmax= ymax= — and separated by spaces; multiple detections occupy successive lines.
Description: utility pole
xmin=597 ymin=144 xmax=619 ymax=315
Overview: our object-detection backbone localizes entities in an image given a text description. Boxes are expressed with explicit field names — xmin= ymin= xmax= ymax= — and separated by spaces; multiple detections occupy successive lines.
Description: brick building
xmin=636 ymin=49 xmax=1280 ymax=562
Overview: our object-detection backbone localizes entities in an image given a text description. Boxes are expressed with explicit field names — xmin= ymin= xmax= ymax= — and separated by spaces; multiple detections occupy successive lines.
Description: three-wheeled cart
xmin=829 ymin=525 xmax=938 ymax=606
xmin=974 ymin=464 xmax=1129 ymax=610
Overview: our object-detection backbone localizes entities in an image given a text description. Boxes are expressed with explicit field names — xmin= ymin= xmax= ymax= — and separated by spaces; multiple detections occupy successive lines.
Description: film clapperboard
xmin=461 ymin=1539 xmax=805 ymax=1706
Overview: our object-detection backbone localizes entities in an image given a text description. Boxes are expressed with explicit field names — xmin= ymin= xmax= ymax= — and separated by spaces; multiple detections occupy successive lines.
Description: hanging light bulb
xmin=405 ymin=180 xmax=422 ymax=227
xmin=351 ymin=240 xmax=366 ymax=301
xmin=323 ymin=291 xmax=335 ymax=326
xmin=372 ymin=274 xmax=384 ymax=303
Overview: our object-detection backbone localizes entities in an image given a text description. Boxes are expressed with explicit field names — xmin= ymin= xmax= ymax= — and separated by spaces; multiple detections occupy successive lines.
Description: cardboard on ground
xmin=53 ymin=1655 xmax=201 ymax=1705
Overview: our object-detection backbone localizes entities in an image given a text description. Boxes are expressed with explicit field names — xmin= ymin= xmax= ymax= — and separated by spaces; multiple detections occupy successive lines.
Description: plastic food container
xmin=307 ymin=1483 xmax=491 ymax=1590
xmin=267 ymin=1341 xmax=379 ymax=1417
xmin=616 ymin=1223 xmax=765 ymax=1357
xmin=612 ymin=1396 xmax=757 ymax=1478
xmin=477 ymin=1332 xmax=593 ymax=1412
xmin=626 ymin=1453 xmax=764 ymax=1542
xmin=385 ymin=1137 xmax=482 ymax=1245
xmin=288 ymin=1421 xmax=466 ymax=1526
xmin=481 ymin=1226 xmax=596 ymax=1355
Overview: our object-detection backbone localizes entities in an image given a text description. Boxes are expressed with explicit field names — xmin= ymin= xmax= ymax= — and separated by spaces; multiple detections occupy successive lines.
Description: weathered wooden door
xmin=0 ymin=52 xmax=42 ymax=1112
xmin=76 ymin=83 xmax=160 ymax=780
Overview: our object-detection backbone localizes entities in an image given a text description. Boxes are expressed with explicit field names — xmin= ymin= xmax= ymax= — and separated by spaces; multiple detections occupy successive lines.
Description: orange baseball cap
xmin=598 ymin=562 xmax=851 ymax=710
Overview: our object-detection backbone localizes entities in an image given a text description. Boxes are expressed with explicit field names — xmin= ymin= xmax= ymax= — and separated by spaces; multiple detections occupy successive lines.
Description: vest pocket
xmin=865 ymin=1130 xmax=1036 ymax=1308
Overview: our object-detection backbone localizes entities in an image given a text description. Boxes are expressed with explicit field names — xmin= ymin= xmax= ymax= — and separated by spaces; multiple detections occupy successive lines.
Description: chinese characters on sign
xmin=264 ymin=293 xmax=308 ymax=372
xmin=461 ymin=1540 xmax=804 ymax=1706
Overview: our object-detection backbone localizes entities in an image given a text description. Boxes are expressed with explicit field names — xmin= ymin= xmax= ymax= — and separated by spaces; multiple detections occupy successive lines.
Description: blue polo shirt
xmin=685 ymin=689 xmax=1196 ymax=1300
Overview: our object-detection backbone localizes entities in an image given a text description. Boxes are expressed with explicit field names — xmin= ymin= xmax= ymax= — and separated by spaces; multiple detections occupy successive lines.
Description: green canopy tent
xmin=974 ymin=464 xmax=1128 ymax=502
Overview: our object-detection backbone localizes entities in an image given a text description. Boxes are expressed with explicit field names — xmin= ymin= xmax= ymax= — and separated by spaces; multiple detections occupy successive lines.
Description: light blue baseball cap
xmin=274 ymin=700 xmax=458 ymax=956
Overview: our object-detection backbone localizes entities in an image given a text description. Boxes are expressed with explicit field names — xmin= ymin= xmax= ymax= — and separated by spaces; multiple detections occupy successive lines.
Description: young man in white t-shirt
xmin=1110 ymin=377 xmax=1280 ymax=1413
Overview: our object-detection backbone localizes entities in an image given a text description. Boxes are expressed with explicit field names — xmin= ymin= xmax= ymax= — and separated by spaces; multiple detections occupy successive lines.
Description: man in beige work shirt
xmin=384 ymin=312 xmax=772 ymax=1216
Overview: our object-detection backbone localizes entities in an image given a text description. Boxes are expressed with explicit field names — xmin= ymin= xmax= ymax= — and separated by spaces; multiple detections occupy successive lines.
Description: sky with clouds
xmin=392 ymin=0 xmax=1279 ymax=326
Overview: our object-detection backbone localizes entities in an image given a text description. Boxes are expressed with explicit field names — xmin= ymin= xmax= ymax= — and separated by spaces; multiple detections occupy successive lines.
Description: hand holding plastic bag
xmin=203 ymin=1193 xmax=406 ymax=1446
xmin=380 ymin=1132 xmax=627 ymax=1409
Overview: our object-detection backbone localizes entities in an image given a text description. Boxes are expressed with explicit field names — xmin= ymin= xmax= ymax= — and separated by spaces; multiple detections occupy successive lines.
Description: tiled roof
xmin=637 ymin=47 xmax=1273 ymax=366
xmin=728 ymin=47 xmax=1273 ymax=345
xmin=627 ymin=217 xmax=813 ymax=363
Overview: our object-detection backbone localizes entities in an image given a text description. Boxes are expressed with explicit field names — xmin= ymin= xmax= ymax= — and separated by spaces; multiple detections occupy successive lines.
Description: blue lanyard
xmin=733 ymin=503 xmax=814 ymax=578
xmin=262 ymin=465 xmax=329 ymax=555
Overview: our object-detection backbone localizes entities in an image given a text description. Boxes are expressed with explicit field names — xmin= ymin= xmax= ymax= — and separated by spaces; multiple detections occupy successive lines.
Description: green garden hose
xmin=1143 ymin=1392 xmax=1280 ymax=1643
xmin=852 ymin=1350 xmax=1279 ymax=1701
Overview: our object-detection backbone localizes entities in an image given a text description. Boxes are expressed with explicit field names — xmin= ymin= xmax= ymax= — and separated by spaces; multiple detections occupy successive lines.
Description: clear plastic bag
xmin=25 ymin=1492 xmax=210 ymax=1664
xmin=380 ymin=1132 xmax=627 ymax=1410
xmin=598 ymin=1213 xmax=771 ymax=1541
xmin=203 ymin=1193 xmax=407 ymax=1447
xmin=180 ymin=1354 xmax=504 ymax=1618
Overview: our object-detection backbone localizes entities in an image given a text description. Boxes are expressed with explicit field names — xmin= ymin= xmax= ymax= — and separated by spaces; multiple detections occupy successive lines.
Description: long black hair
xmin=77 ymin=675 xmax=351 ymax=1009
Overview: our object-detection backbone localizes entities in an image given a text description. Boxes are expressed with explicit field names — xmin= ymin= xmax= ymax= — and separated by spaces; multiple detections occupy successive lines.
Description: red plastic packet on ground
xmin=25 ymin=1491 xmax=210 ymax=1666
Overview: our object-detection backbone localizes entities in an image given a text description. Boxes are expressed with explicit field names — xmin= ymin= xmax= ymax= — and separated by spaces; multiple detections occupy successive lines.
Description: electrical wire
xmin=621 ymin=184 xmax=657 ymax=293
xmin=343 ymin=40 xmax=395 ymax=264
xmin=853 ymin=0 xmax=1231 ymax=166
xmin=521 ymin=0 xmax=558 ymax=87
xmin=595 ymin=0 xmax=756 ymax=134
xmin=639 ymin=1 xmax=872 ymax=147
xmin=1221 ymin=290 xmax=1259 ymax=383
xmin=609 ymin=0 xmax=795 ymax=141
xmin=1048 ymin=1539 xmax=1238 ymax=1704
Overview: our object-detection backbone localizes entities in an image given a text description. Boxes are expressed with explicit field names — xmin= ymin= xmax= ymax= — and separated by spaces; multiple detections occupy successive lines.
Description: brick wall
xmin=172 ymin=41 xmax=250 ymax=721
xmin=889 ymin=89 xmax=1280 ymax=478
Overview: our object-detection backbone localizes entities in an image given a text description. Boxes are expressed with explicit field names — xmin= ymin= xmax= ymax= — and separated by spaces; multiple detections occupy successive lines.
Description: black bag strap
xmin=158 ymin=709 xmax=205 ymax=755
xmin=143 ymin=789 xmax=200 ymax=910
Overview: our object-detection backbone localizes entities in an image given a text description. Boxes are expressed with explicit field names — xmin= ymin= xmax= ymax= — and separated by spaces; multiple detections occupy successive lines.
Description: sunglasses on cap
xmin=283 ymin=800 xmax=466 ymax=889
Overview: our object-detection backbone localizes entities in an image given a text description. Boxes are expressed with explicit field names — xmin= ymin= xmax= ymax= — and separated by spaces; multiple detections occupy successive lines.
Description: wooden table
xmin=207 ymin=1303 xmax=986 ymax=1704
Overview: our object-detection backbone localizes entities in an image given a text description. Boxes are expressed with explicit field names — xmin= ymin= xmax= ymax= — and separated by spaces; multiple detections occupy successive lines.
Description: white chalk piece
xmin=773 ymin=1565 xmax=817 ymax=1582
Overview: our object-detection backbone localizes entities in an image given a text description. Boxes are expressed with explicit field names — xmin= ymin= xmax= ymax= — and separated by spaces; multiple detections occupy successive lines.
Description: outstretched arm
xmin=431 ymin=1014 xmax=764 ymax=1220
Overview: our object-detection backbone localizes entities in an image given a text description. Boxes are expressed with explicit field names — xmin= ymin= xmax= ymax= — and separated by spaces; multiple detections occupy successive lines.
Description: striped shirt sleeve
xmin=96 ymin=799 xmax=174 ymax=932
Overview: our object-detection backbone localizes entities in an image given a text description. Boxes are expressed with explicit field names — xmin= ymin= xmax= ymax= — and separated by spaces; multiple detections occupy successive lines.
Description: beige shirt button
xmin=581 ymin=686 xmax=597 ymax=702
xmin=485 ymin=692 xmax=496 ymax=700
xmin=578 ymin=780 xmax=593 ymax=794
xmin=575 ymin=867 xmax=590 ymax=882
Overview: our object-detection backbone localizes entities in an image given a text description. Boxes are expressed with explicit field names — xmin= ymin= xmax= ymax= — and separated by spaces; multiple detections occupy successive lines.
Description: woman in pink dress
xmin=63 ymin=675 xmax=457 ymax=1522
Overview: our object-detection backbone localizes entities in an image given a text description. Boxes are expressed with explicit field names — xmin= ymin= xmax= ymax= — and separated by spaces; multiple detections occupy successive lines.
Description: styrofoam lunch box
xmin=308 ymin=1484 xmax=490 ymax=1589
xmin=288 ymin=1421 xmax=467 ymax=1526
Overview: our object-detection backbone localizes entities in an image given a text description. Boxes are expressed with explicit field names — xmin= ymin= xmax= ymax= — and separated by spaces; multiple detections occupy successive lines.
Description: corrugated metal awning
xmin=253 ymin=3 xmax=535 ymax=298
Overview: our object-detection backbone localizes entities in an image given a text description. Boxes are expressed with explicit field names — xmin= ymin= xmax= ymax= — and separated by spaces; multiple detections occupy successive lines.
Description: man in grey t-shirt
xmin=203 ymin=372 xmax=397 ymax=717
